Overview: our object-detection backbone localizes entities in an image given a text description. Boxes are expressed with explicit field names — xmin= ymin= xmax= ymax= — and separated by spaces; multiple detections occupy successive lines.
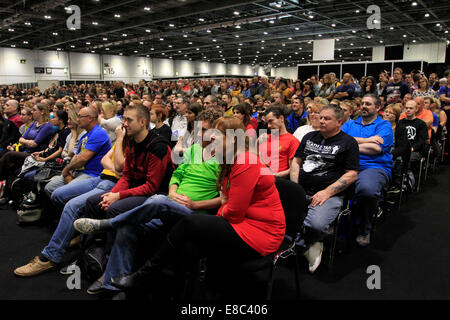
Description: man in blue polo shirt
xmin=333 ymin=73 xmax=356 ymax=101
xmin=342 ymin=93 xmax=393 ymax=246
xmin=44 ymin=106 xmax=112 ymax=199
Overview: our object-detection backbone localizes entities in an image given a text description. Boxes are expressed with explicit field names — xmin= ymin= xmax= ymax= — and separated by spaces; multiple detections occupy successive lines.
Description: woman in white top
xmin=293 ymin=103 xmax=322 ymax=143
xmin=99 ymin=101 xmax=122 ymax=144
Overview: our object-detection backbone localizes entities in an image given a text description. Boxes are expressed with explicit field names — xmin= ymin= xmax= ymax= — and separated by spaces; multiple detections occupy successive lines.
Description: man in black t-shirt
xmin=290 ymin=104 xmax=359 ymax=273
xmin=383 ymin=67 xmax=410 ymax=104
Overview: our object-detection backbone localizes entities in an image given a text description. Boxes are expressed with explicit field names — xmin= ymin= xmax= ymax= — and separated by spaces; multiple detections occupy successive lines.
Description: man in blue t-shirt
xmin=333 ymin=73 xmax=356 ymax=101
xmin=44 ymin=106 xmax=112 ymax=198
xmin=286 ymin=96 xmax=307 ymax=133
xmin=342 ymin=93 xmax=393 ymax=247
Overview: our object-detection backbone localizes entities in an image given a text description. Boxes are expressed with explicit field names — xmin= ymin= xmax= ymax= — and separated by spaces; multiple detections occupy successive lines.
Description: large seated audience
xmin=0 ymin=68 xmax=449 ymax=299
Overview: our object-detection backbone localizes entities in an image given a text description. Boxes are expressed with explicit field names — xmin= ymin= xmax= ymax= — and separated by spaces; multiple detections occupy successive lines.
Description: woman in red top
xmin=109 ymin=117 xmax=286 ymax=290
xmin=233 ymin=103 xmax=256 ymax=139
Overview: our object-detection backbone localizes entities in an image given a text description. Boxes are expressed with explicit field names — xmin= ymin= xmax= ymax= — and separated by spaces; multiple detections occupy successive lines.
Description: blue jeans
xmin=102 ymin=194 xmax=195 ymax=290
xmin=50 ymin=174 xmax=97 ymax=210
xmin=41 ymin=177 xmax=116 ymax=263
xmin=44 ymin=172 xmax=92 ymax=200
xmin=355 ymin=168 xmax=389 ymax=236
xmin=304 ymin=195 xmax=344 ymax=239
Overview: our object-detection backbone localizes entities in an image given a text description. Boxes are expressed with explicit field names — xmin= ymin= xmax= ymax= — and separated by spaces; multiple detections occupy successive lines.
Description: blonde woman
xmin=62 ymin=103 xmax=86 ymax=160
xmin=99 ymin=101 xmax=122 ymax=143
xmin=293 ymin=103 xmax=322 ymax=143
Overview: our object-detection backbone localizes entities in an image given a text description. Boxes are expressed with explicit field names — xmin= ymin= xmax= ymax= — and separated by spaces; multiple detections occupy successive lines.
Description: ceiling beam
xmin=34 ymin=0 xmax=266 ymax=50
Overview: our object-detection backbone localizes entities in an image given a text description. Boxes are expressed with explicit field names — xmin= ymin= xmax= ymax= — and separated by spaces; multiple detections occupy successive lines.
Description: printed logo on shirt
xmin=305 ymin=140 xmax=341 ymax=155
xmin=303 ymin=154 xmax=327 ymax=173
xmin=406 ymin=126 xmax=417 ymax=141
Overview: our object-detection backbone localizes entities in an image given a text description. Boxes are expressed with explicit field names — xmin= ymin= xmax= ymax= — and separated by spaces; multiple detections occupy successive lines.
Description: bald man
xmin=399 ymin=96 xmax=433 ymax=141
xmin=333 ymin=73 xmax=356 ymax=100
xmin=0 ymin=99 xmax=22 ymax=150
xmin=44 ymin=106 xmax=112 ymax=198
xmin=3 ymin=99 xmax=23 ymax=129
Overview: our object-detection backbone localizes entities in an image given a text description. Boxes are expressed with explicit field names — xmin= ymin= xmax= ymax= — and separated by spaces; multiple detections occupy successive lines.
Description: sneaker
xmin=14 ymin=256 xmax=56 ymax=277
xmin=303 ymin=242 xmax=323 ymax=273
xmin=356 ymin=234 xmax=371 ymax=247
xmin=60 ymin=261 xmax=77 ymax=275
xmin=73 ymin=218 xmax=111 ymax=234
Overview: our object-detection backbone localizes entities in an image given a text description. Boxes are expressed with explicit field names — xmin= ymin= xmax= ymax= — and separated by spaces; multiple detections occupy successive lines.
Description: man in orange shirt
xmin=400 ymin=96 xmax=433 ymax=141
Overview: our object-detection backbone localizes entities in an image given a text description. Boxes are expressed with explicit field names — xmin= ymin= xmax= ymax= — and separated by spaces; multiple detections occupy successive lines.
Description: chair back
xmin=274 ymin=178 xmax=307 ymax=238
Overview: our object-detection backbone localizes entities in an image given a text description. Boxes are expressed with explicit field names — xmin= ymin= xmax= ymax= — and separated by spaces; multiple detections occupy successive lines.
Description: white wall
xmin=210 ymin=63 xmax=226 ymax=75
xmin=102 ymin=55 xmax=152 ymax=83
xmin=174 ymin=60 xmax=195 ymax=77
xmin=152 ymin=58 xmax=175 ymax=78
xmin=0 ymin=48 xmax=35 ymax=83
xmin=69 ymin=52 xmax=101 ymax=79
xmin=273 ymin=66 xmax=298 ymax=81
xmin=195 ymin=61 xmax=209 ymax=75
xmin=0 ymin=47 xmax=257 ymax=84
xmin=403 ymin=42 xmax=447 ymax=63
xmin=372 ymin=46 xmax=385 ymax=62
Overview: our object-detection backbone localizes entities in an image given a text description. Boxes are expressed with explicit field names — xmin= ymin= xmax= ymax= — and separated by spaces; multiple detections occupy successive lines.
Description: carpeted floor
xmin=1 ymin=163 xmax=449 ymax=300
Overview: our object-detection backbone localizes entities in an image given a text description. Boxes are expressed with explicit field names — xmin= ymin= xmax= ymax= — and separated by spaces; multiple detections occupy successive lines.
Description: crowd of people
xmin=0 ymin=67 xmax=449 ymax=299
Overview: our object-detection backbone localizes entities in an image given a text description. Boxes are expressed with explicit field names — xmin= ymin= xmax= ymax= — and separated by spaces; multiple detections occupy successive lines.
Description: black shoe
xmin=0 ymin=197 xmax=8 ymax=205
xmin=87 ymin=280 xmax=105 ymax=295
xmin=111 ymin=260 xmax=159 ymax=291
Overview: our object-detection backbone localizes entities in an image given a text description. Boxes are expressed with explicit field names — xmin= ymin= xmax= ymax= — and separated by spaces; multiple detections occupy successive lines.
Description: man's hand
xmin=311 ymin=189 xmax=333 ymax=207
xmin=115 ymin=125 xmax=126 ymax=141
xmin=99 ymin=192 xmax=120 ymax=211
xmin=366 ymin=135 xmax=384 ymax=145
xmin=64 ymin=173 xmax=74 ymax=184
xmin=6 ymin=145 xmax=14 ymax=151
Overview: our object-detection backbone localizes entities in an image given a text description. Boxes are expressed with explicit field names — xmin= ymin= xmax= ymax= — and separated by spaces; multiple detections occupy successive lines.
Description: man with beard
xmin=342 ymin=93 xmax=393 ymax=247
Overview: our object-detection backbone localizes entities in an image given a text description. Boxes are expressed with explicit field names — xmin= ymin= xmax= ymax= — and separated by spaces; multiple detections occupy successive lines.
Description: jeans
xmin=102 ymin=194 xmax=195 ymax=290
xmin=303 ymin=195 xmax=344 ymax=242
xmin=109 ymin=194 xmax=195 ymax=228
xmin=41 ymin=178 xmax=116 ymax=263
xmin=44 ymin=171 xmax=92 ymax=199
xmin=355 ymin=168 xmax=389 ymax=236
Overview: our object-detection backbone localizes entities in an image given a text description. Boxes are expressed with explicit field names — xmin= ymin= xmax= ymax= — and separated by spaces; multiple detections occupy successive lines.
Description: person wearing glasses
xmin=412 ymin=76 xmax=437 ymax=99
xmin=341 ymin=93 xmax=394 ymax=247
xmin=43 ymin=106 xmax=111 ymax=198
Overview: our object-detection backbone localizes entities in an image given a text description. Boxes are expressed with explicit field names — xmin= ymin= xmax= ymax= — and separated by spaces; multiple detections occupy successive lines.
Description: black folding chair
xmin=187 ymin=178 xmax=307 ymax=300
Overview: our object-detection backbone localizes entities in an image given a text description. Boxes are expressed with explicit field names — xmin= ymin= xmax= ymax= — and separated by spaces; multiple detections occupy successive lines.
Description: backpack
xmin=17 ymin=192 xmax=43 ymax=223
xmin=76 ymin=238 xmax=107 ymax=282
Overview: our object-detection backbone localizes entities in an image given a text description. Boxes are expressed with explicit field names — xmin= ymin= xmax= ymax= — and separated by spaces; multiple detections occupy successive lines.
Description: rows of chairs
xmin=125 ymin=128 xmax=448 ymax=300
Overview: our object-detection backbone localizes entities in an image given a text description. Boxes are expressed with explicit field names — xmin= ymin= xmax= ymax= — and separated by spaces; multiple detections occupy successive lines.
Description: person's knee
xmin=305 ymin=212 xmax=330 ymax=233
xmin=115 ymin=225 xmax=139 ymax=245
xmin=356 ymin=179 xmax=379 ymax=199
xmin=49 ymin=185 xmax=63 ymax=205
